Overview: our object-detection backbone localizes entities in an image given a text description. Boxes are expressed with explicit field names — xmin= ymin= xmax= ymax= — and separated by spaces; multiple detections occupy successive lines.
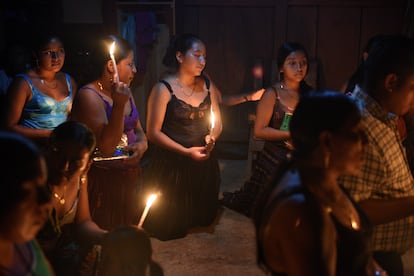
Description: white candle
xmin=109 ymin=41 xmax=120 ymax=84
xmin=138 ymin=193 xmax=158 ymax=228
xmin=210 ymin=106 xmax=215 ymax=137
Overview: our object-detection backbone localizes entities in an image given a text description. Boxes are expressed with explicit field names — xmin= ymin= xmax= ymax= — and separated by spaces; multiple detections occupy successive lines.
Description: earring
xmin=324 ymin=151 xmax=331 ymax=169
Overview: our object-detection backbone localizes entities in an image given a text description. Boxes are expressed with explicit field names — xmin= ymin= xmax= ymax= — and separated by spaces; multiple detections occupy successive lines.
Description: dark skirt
xmin=141 ymin=147 xmax=220 ymax=241
xmin=222 ymin=141 xmax=291 ymax=216
xmin=88 ymin=162 xmax=141 ymax=230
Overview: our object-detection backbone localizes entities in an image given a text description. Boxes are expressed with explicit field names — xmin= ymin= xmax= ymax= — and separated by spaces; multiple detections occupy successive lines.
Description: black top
xmin=159 ymin=77 xmax=211 ymax=148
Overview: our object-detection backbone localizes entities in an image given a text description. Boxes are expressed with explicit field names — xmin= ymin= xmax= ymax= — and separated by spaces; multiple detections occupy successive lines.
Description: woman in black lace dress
xmin=142 ymin=34 xmax=222 ymax=241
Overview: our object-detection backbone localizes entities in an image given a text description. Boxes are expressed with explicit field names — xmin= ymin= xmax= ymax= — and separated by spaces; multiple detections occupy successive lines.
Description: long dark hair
xmin=276 ymin=41 xmax=312 ymax=93
xmin=162 ymin=33 xmax=204 ymax=72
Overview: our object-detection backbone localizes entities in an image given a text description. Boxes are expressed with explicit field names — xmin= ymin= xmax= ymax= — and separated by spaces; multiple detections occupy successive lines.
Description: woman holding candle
xmin=222 ymin=42 xmax=312 ymax=216
xmin=143 ymin=33 xmax=222 ymax=240
xmin=70 ymin=35 xmax=148 ymax=230
xmin=4 ymin=34 xmax=76 ymax=148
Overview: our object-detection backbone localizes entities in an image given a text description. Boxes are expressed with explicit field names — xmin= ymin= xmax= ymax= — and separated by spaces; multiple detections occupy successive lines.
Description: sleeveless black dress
xmin=142 ymin=79 xmax=220 ymax=241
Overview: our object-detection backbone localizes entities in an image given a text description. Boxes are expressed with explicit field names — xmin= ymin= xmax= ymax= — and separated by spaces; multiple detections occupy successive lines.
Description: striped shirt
xmin=339 ymin=88 xmax=414 ymax=254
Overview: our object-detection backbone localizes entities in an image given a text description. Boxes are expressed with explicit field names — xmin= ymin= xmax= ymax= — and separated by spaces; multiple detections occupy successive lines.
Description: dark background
xmin=1 ymin=0 xmax=412 ymax=154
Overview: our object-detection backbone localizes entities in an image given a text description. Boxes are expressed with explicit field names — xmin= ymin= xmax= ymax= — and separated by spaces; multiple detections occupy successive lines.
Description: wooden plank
xmin=178 ymin=0 xmax=276 ymax=7
xmin=288 ymin=0 xmax=406 ymax=7
xmin=317 ymin=6 xmax=361 ymax=90
xmin=360 ymin=6 xmax=405 ymax=52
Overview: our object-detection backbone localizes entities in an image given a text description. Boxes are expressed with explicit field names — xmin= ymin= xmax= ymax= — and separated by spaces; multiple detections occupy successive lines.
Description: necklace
xmin=278 ymin=82 xmax=298 ymax=112
xmin=176 ymin=78 xmax=195 ymax=97
xmin=53 ymin=185 xmax=67 ymax=205
xmin=40 ymin=78 xmax=57 ymax=89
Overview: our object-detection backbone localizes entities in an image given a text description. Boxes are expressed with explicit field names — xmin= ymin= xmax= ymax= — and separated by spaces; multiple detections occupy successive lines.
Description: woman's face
xmin=330 ymin=121 xmax=367 ymax=175
xmin=388 ymin=73 xmax=414 ymax=116
xmin=179 ymin=41 xmax=206 ymax=76
xmin=281 ymin=51 xmax=308 ymax=83
xmin=3 ymin=158 xmax=51 ymax=243
xmin=37 ymin=38 xmax=65 ymax=73
xmin=117 ymin=50 xmax=137 ymax=87
xmin=48 ymin=141 xmax=91 ymax=182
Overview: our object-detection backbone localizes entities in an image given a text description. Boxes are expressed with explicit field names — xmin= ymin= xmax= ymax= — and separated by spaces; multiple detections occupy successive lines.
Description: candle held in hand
xmin=109 ymin=41 xmax=120 ymax=84
xmin=210 ymin=106 xmax=215 ymax=138
xmin=138 ymin=193 xmax=158 ymax=228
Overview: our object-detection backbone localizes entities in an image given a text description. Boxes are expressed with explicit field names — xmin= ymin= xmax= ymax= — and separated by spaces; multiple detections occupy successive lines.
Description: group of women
xmin=0 ymin=28 xmax=396 ymax=276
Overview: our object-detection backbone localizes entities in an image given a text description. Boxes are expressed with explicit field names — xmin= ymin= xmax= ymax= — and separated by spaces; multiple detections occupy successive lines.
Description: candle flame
xmin=210 ymin=107 xmax=215 ymax=130
xmin=109 ymin=41 xmax=116 ymax=57
xmin=146 ymin=193 xmax=158 ymax=208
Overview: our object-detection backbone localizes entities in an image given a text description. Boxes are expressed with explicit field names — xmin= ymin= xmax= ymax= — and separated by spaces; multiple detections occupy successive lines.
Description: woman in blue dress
xmin=5 ymin=34 xmax=76 ymax=147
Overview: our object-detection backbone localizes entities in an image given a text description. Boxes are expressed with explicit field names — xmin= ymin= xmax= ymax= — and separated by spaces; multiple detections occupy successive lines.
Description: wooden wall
xmin=2 ymin=0 xmax=407 ymax=145
xmin=173 ymin=0 xmax=407 ymax=142
xmin=176 ymin=0 xmax=406 ymax=91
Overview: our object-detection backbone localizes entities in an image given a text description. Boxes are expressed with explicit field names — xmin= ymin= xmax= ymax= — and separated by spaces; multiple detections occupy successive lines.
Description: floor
xmin=150 ymin=158 xmax=414 ymax=275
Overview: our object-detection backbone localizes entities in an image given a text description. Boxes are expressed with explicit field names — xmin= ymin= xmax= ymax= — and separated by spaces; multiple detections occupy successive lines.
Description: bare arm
xmin=220 ymin=88 xmax=265 ymax=106
xmin=253 ymin=89 xmax=290 ymax=141
xmin=76 ymin=172 xmax=107 ymax=243
xmin=71 ymin=83 xmax=129 ymax=157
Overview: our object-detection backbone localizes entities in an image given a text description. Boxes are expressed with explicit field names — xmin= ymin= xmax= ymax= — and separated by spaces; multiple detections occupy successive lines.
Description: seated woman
xmin=37 ymin=121 xmax=107 ymax=275
xmin=253 ymin=91 xmax=385 ymax=275
xmin=96 ymin=225 xmax=163 ymax=276
xmin=0 ymin=132 xmax=53 ymax=275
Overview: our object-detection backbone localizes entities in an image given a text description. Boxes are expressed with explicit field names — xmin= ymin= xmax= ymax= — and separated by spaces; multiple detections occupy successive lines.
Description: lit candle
xmin=109 ymin=41 xmax=120 ymax=84
xmin=138 ymin=193 xmax=158 ymax=228
xmin=210 ymin=106 xmax=215 ymax=138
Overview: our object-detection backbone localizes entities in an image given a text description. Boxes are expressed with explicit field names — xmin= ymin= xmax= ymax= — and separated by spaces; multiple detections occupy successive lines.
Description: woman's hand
xmin=187 ymin=146 xmax=210 ymax=161
xmin=204 ymin=135 xmax=215 ymax=154
xmin=111 ymin=82 xmax=130 ymax=106
xmin=122 ymin=142 xmax=145 ymax=165
xmin=248 ymin=88 xmax=265 ymax=101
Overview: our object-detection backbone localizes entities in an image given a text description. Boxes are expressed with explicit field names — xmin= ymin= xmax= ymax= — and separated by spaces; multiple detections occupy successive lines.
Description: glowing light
xmin=109 ymin=41 xmax=120 ymax=84
xmin=210 ymin=106 xmax=215 ymax=134
xmin=138 ymin=193 xmax=158 ymax=228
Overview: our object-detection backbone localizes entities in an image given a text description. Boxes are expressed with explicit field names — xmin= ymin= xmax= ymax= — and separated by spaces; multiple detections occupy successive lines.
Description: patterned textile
xmin=339 ymin=88 xmax=414 ymax=254
xmin=221 ymin=86 xmax=292 ymax=216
